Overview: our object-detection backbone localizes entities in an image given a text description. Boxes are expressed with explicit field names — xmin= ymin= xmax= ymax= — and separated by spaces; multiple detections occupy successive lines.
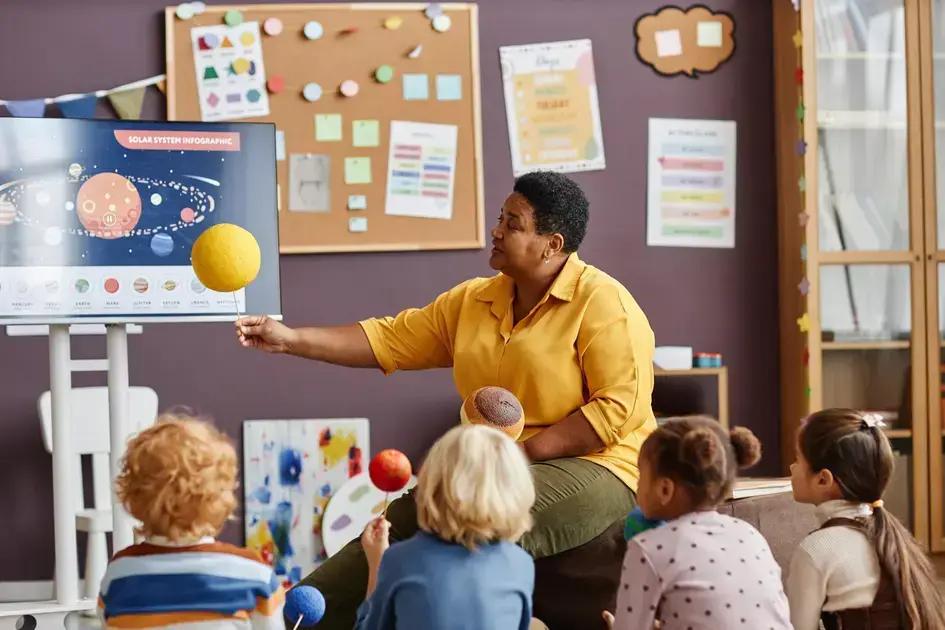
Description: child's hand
xmin=361 ymin=516 xmax=390 ymax=568
xmin=601 ymin=610 xmax=614 ymax=629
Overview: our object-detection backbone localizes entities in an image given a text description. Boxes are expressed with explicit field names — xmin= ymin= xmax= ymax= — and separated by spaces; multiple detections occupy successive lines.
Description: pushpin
xmin=375 ymin=65 xmax=395 ymax=83
xmin=190 ymin=1 xmax=206 ymax=14
xmin=175 ymin=3 xmax=195 ymax=20
xmin=302 ymin=82 xmax=323 ymax=102
xmin=432 ymin=14 xmax=451 ymax=32
xmin=407 ymin=44 xmax=423 ymax=59
xmin=340 ymin=80 xmax=360 ymax=97
xmin=223 ymin=9 xmax=243 ymax=26
xmin=267 ymin=75 xmax=285 ymax=94
xmin=425 ymin=3 xmax=443 ymax=18
xmin=263 ymin=17 xmax=283 ymax=36
xmin=384 ymin=16 xmax=403 ymax=30
xmin=339 ymin=26 xmax=359 ymax=35
xmin=303 ymin=20 xmax=324 ymax=40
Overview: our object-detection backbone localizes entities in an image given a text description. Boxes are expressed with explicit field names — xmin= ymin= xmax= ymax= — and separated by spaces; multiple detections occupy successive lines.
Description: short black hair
xmin=513 ymin=171 xmax=589 ymax=253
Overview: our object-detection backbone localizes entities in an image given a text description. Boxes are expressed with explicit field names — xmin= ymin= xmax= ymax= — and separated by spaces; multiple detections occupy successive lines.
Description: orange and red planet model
xmin=460 ymin=386 xmax=525 ymax=440
xmin=369 ymin=449 xmax=412 ymax=493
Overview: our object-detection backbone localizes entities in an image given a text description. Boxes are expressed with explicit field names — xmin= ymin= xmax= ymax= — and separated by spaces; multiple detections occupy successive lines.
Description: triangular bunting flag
xmin=108 ymin=87 xmax=146 ymax=120
xmin=156 ymin=80 xmax=166 ymax=94
xmin=204 ymin=66 xmax=219 ymax=80
xmin=57 ymin=94 xmax=98 ymax=119
xmin=5 ymin=98 xmax=46 ymax=117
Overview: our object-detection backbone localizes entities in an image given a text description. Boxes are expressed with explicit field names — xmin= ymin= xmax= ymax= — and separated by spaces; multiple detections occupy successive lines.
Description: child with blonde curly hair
xmin=97 ymin=411 xmax=285 ymax=630
xmin=355 ymin=424 xmax=536 ymax=630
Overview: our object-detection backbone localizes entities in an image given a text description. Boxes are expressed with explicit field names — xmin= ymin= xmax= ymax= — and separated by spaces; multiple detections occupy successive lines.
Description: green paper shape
xmin=796 ymin=103 xmax=805 ymax=121
xmin=315 ymin=114 xmax=343 ymax=142
xmin=403 ymin=74 xmax=429 ymax=100
xmin=353 ymin=120 xmax=380 ymax=147
xmin=224 ymin=10 xmax=243 ymax=26
xmin=798 ymin=175 xmax=807 ymax=192
xmin=435 ymin=74 xmax=462 ymax=100
xmin=203 ymin=66 xmax=219 ymax=80
xmin=375 ymin=65 xmax=395 ymax=84
xmin=345 ymin=157 xmax=372 ymax=184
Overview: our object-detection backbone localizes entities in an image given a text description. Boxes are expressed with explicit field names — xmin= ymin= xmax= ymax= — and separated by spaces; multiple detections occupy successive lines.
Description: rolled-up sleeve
xmin=358 ymin=284 xmax=465 ymax=375
xmin=577 ymin=287 xmax=654 ymax=447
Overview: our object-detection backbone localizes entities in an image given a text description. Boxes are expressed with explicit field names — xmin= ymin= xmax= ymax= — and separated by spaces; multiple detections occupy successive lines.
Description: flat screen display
xmin=0 ymin=118 xmax=281 ymax=324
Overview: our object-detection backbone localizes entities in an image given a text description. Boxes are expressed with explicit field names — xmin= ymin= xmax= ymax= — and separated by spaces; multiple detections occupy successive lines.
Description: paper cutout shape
xmin=798 ymin=211 xmax=809 ymax=227
xmin=635 ymin=6 xmax=735 ymax=77
xmin=796 ymin=313 xmax=810 ymax=333
xmin=793 ymin=30 xmax=803 ymax=48
xmin=275 ymin=130 xmax=286 ymax=161
xmin=795 ymin=139 xmax=807 ymax=156
xmin=353 ymin=120 xmax=380 ymax=147
xmin=108 ymin=87 xmax=146 ymax=120
xmin=206 ymin=93 xmax=220 ymax=107
xmin=696 ymin=21 xmax=723 ymax=47
xmin=800 ymin=244 xmax=807 ymax=261
xmin=654 ymin=29 xmax=683 ymax=57
xmin=198 ymin=36 xmax=212 ymax=51
xmin=798 ymin=175 xmax=807 ymax=192
xmin=796 ymin=103 xmax=805 ymax=121
xmin=5 ymin=99 xmax=46 ymax=117
xmin=348 ymin=195 xmax=367 ymax=210
xmin=289 ymin=154 xmax=330 ymax=212
xmin=798 ymin=278 xmax=810 ymax=295
xmin=240 ymin=32 xmax=256 ymax=46
xmin=436 ymin=75 xmax=462 ymax=101
xmin=226 ymin=93 xmax=242 ymax=104
xmin=247 ymin=89 xmax=262 ymax=103
xmin=403 ymin=74 xmax=429 ymax=100
xmin=345 ymin=157 xmax=372 ymax=184
xmin=315 ymin=114 xmax=343 ymax=141
xmin=349 ymin=216 xmax=368 ymax=232
xmin=221 ymin=36 xmax=234 ymax=48
xmin=408 ymin=44 xmax=423 ymax=59
xmin=232 ymin=58 xmax=251 ymax=75
xmin=794 ymin=67 xmax=804 ymax=85
xmin=803 ymin=348 xmax=809 ymax=366
xmin=203 ymin=66 xmax=219 ymax=80
xmin=58 ymin=95 xmax=98 ymax=119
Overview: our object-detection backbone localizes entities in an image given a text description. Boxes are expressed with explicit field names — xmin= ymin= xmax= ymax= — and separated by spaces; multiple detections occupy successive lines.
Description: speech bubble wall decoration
xmin=634 ymin=5 xmax=735 ymax=78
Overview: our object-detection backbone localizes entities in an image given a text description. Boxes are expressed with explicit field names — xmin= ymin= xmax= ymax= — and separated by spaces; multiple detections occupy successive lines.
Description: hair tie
xmin=870 ymin=499 xmax=884 ymax=509
xmin=861 ymin=413 xmax=886 ymax=430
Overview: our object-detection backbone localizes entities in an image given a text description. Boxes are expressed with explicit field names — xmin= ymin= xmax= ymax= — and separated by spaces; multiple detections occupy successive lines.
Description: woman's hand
xmin=361 ymin=516 xmax=390 ymax=569
xmin=236 ymin=315 xmax=297 ymax=353
xmin=601 ymin=611 xmax=614 ymax=629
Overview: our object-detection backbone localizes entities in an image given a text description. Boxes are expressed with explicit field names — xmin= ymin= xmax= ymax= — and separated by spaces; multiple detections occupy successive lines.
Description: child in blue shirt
xmin=355 ymin=424 xmax=536 ymax=630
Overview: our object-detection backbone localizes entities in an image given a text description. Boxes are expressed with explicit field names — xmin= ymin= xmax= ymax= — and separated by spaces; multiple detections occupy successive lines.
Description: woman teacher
xmin=236 ymin=171 xmax=657 ymax=629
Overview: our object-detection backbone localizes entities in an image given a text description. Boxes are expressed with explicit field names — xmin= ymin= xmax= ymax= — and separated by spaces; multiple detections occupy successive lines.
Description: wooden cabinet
xmin=774 ymin=0 xmax=945 ymax=549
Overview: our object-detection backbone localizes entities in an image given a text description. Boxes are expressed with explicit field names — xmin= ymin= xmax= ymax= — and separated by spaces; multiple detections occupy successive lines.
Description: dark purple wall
xmin=0 ymin=0 xmax=777 ymax=580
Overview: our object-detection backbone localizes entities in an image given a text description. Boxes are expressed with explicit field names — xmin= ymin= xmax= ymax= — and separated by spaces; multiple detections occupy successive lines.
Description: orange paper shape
xmin=634 ymin=6 xmax=735 ymax=77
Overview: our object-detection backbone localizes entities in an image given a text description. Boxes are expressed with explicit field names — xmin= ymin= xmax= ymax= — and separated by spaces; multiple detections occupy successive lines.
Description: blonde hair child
xmin=98 ymin=412 xmax=285 ymax=630
xmin=356 ymin=424 xmax=536 ymax=630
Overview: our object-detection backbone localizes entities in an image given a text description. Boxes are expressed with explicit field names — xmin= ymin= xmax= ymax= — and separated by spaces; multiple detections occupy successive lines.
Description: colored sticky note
xmin=275 ymin=130 xmax=285 ymax=161
xmin=348 ymin=194 xmax=367 ymax=210
xmin=697 ymin=21 xmax=723 ymax=47
xmin=436 ymin=75 xmax=461 ymax=101
xmin=353 ymin=120 xmax=380 ymax=147
xmin=345 ymin=157 xmax=372 ymax=184
xmin=654 ymin=29 xmax=682 ymax=58
xmin=315 ymin=114 xmax=342 ymax=141
xmin=403 ymin=74 xmax=429 ymax=100
xmin=349 ymin=216 xmax=368 ymax=232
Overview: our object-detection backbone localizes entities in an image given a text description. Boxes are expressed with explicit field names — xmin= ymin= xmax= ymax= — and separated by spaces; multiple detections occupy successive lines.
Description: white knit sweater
xmin=785 ymin=500 xmax=881 ymax=630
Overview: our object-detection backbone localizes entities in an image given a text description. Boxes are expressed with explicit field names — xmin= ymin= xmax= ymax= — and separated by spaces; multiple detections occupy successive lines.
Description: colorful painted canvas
xmin=243 ymin=418 xmax=369 ymax=587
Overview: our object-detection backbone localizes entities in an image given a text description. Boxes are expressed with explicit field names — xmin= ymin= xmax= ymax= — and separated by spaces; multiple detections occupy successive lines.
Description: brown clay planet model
xmin=459 ymin=386 xmax=525 ymax=440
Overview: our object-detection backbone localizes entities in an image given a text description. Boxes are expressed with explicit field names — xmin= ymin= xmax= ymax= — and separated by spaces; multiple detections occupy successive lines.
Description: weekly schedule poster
xmin=500 ymin=39 xmax=606 ymax=177
xmin=0 ymin=118 xmax=281 ymax=324
xmin=646 ymin=118 xmax=737 ymax=249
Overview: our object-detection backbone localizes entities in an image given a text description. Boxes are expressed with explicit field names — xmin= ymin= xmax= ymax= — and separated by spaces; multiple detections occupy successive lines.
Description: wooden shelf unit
xmin=654 ymin=366 xmax=729 ymax=429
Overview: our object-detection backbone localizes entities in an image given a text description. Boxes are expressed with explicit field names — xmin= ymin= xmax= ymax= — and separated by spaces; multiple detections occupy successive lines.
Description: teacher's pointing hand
xmin=236 ymin=315 xmax=296 ymax=353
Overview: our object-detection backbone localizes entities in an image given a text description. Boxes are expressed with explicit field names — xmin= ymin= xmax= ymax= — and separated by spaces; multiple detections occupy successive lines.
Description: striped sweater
xmin=98 ymin=538 xmax=285 ymax=630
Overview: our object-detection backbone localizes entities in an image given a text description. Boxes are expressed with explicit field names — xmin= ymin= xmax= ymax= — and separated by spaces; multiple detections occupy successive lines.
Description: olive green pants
xmin=296 ymin=457 xmax=635 ymax=630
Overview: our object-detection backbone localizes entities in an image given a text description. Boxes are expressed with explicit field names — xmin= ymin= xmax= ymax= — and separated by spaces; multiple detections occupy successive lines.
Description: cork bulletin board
xmin=165 ymin=3 xmax=484 ymax=253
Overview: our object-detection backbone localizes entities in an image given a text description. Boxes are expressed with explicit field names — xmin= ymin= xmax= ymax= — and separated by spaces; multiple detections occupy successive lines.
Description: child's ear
xmin=657 ymin=476 xmax=675 ymax=506
xmin=816 ymin=468 xmax=835 ymax=489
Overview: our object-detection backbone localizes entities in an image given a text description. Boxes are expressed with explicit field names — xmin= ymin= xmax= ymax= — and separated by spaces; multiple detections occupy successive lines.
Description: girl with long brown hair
xmin=787 ymin=408 xmax=945 ymax=630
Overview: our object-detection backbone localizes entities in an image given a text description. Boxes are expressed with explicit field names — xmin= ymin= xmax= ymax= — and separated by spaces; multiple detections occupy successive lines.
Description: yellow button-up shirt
xmin=359 ymin=253 xmax=656 ymax=490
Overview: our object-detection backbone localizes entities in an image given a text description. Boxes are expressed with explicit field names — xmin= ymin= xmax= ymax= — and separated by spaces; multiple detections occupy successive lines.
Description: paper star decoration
xmin=798 ymin=211 xmax=810 ymax=227
xmin=796 ymin=103 xmax=806 ymax=121
xmin=798 ymin=277 xmax=810 ymax=295
xmin=793 ymin=30 xmax=803 ymax=48
xmin=795 ymin=67 xmax=804 ymax=85
xmin=796 ymin=139 xmax=807 ymax=156
xmin=803 ymin=348 xmax=810 ymax=365
xmin=800 ymin=244 xmax=808 ymax=261
xmin=804 ymin=386 xmax=812 ymax=398
xmin=792 ymin=0 xmax=800 ymax=11
xmin=798 ymin=176 xmax=807 ymax=192
xmin=797 ymin=312 xmax=810 ymax=333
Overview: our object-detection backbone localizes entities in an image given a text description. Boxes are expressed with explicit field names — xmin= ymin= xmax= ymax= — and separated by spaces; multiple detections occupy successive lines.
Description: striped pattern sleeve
xmin=100 ymin=542 xmax=285 ymax=629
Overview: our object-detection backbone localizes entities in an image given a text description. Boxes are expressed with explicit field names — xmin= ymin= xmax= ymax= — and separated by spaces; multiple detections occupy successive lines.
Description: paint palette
xmin=321 ymin=471 xmax=417 ymax=557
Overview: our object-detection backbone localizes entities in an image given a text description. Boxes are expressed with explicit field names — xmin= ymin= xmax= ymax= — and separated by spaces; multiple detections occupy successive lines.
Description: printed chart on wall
xmin=500 ymin=39 xmax=605 ymax=176
xmin=646 ymin=118 xmax=736 ymax=248
xmin=243 ymin=418 xmax=369 ymax=586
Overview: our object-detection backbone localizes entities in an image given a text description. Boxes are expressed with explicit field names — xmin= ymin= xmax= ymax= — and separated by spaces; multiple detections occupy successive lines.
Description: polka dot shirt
xmin=613 ymin=510 xmax=792 ymax=630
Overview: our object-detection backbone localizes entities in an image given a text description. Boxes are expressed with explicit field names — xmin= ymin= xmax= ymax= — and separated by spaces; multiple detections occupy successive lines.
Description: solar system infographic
xmin=0 ymin=118 xmax=281 ymax=324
